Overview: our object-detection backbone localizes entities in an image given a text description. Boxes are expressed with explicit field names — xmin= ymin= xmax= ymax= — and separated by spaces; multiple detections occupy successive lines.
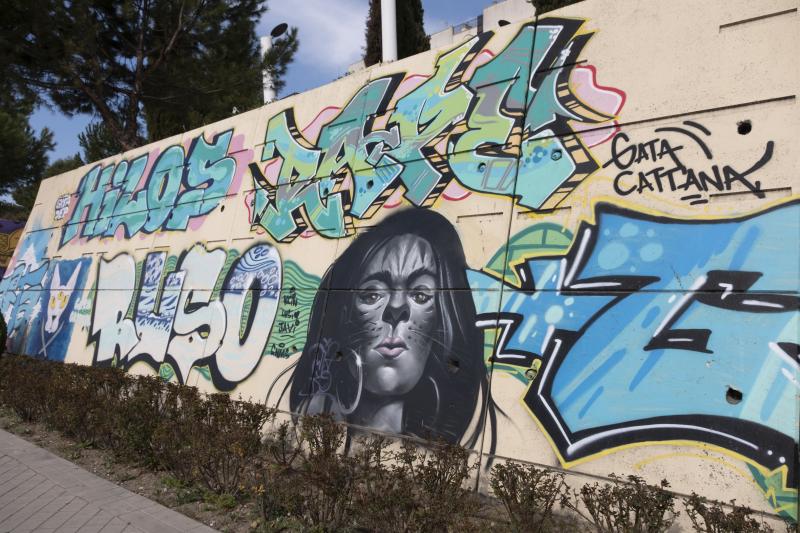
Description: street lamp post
xmin=380 ymin=0 xmax=397 ymax=63
xmin=261 ymin=23 xmax=288 ymax=104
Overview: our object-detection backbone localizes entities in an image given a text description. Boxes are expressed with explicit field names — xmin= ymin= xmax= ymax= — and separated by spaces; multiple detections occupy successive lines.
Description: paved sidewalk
xmin=0 ymin=429 xmax=217 ymax=533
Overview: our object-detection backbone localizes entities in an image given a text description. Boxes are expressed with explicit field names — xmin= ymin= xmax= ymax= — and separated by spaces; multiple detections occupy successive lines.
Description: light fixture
xmin=271 ymin=23 xmax=288 ymax=38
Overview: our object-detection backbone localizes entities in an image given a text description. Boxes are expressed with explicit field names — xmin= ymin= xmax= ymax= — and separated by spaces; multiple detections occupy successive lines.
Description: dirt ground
xmin=0 ymin=406 xmax=517 ymax=532
xmin=0 ymin=407 xmax=259 ymax=533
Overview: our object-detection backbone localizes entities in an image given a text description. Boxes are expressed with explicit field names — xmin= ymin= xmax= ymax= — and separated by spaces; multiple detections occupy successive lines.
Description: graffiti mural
xmin=0 ymin=6 xmax=796 ymax=523
xmin=60 ymin=130 xmax=241 ymax=247
xmin=248 ymin=19 xmax=619 ymax=241
xmin=0 ymin=220 xmax=25 ymax=278
xmin=91 ymin=242 xmax=281 ymax=390
xmin=1 ymin=227 xmax=91 ymax=360
xmin=268 ymin=209 xmax=496 ymax=450
xmin=470 ymin=203 xmax=799 ymax=483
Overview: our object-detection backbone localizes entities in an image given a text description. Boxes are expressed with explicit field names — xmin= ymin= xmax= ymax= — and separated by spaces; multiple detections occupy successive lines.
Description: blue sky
xmin=30 ymin=0 xmax=496 ymax=163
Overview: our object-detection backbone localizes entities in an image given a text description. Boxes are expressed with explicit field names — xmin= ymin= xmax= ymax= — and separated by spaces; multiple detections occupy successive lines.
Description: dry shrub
xmin=563 ymin=474 xmax=678 ymax=533
xmin=296 ymin=414 xmax=357 ymax=530
xmin=0 ymin=356 xmax=51 ymax=421
xmin=684 ymin=493 xmax=779 ymax=533
xmin=110 ymin=374 xmax=167 ymax=465
xmin=153 ymin=387 xmax=271 ymax=496
xmin=251 ymin=418 xmax=477 ymax=532
xmin=490 ymin=460 xmax=567 ymax=532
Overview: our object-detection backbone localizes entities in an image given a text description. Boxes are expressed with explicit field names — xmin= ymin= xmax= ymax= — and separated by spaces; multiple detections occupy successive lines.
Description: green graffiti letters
xmin=250 ymin=19 xmax=619 ymax=242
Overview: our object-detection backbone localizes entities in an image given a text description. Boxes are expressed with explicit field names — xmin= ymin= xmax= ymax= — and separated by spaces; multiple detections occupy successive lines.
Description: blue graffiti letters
xmin=61 ymin=130 xmax=236 ymax=246
xmin=470 ymin=202 xmax=800 ymax=485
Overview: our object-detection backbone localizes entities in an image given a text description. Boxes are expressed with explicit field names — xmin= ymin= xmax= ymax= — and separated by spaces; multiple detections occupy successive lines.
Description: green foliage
xmin=79 ymin=122 xmax=122 ymax=162
xmin=0 ymin=202 xmax=31 ymax=222
xmin=10 ymin=154 xmax=84 ymax=214
xmin=261 ymin=27 xmax=300 ymax=99
xmin=143 ymin=1 xmax=298 ymax=141
xmin=364 ymin=0 xmax=430 ymax=67
xmin=5 ymin=1 xmax=298 ymax=153
xmin=364 ymin=0 xmax=383 ymax=68
xmin=0 ymin=101 xmax=53 ymax=197
xmin=532 ymin=0 xmax=582 ymax=14
xmin=491 ymin=460 xmax=567 ymax=532
xmin=42 ymin=154 xmax=85 ymax=178
xmin=0 ymin=1 xmax=53 ymax=198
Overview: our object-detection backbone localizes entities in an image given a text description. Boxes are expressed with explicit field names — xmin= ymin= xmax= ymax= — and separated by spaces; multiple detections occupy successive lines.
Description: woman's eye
xmin=358 ymin=292 xmax=383 ymax=305
xmin=409 ymin=291 xmax=432 ymax=304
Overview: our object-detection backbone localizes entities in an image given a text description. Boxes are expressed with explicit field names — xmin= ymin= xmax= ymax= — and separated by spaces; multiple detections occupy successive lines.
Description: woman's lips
xmin=375 ymin=337 xmax=408 ymax=359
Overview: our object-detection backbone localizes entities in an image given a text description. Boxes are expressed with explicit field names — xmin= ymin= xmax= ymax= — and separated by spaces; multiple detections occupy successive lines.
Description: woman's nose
xmin=382 ymin=292 xmax=410 ymax=327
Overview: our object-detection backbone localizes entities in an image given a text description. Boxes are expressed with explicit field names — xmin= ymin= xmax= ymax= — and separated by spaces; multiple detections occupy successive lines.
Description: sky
xmin=29 ymin=0 xmax=497 ymax=163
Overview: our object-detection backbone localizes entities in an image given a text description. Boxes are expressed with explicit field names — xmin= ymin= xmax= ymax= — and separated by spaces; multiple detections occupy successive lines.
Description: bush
xmin=251 ymin=418 xmax=478 ymax=532
xmin=350 ymin=436 xmax=419 ymax=532
xmin=399 ymin=439 xmax=476 ymax=531
xmin=684 ymin=493 xmax=777 ymax=533
xmin=296 ymin=414 xmax=357 ymax=530
xmin=0 ymin=312 xmax=6 ymax=353
xmin=491 ymin=460 xmax=567 ymax=532
xmin=192 ymin=394 xmax=272 ymax=495
xmin=152 ymin=382 xmax=206 ymax=485
xmin=111 ymin=375 xmax=168 ymax=465
xmin=563 ymin=474 xmax=678 ymax=533
xmin=350 ymin=437 xmax=476 ymax=531
xmin=41 ymin=364 xmax=126 ymax=445
xmin=0 ymin=356 xmax=51 ymax=421
xmin=152 ymin=387 xmax=271 ymax=496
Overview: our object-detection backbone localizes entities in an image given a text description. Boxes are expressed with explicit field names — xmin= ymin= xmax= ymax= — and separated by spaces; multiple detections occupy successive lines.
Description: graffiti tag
xmin=90 ymin=242 xmax=281 ymax=389
xmin=249 ymin=20 xmax=619 ymax=241
xmin=60 ymin=130 xmax=237 ymax=247
xmin=470 ymin=202 xmax=799 ymax=485
xmin=606 ymin=121 xmax=774 ymax=205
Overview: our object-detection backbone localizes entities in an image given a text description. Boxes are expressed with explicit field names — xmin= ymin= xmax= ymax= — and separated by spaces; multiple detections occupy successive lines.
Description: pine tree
xmin=364 ymin=0 xmax=430 ymax=67
xmin=78 ymin=123 xmax=123 ymax=163
xmin=5 ymin=1 xmax=298 ymax=153
xmin=142 ymin=1 xmax=298 ymax=141
xmin=0 ymin=1 xmax=53 ymax=197
xmin=10 ymin=154 xmax=84 ymax=215
xmin=532 ymin=0 xmax=581 ymax=14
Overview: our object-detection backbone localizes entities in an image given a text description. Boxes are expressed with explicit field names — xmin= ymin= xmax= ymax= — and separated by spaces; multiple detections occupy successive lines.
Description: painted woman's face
xmin=354 ymin=234 xmax=438 ymax=396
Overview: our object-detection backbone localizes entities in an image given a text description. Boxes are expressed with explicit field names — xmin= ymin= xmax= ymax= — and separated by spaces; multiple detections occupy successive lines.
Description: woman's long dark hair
xmin=279 ymin=208 xmax=495 ymax=449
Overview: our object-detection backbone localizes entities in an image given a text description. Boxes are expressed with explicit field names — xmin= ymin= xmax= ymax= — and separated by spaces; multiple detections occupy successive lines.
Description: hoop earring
xmin=427 ymin=376 xmax=441 ymax=427
xmin=337 ymin=349 xmax=363 ymax=415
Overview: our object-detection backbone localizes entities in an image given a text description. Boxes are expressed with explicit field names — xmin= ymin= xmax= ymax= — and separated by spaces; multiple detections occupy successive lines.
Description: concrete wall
xmin=1 ymin=0 xmax=797 ymax=523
